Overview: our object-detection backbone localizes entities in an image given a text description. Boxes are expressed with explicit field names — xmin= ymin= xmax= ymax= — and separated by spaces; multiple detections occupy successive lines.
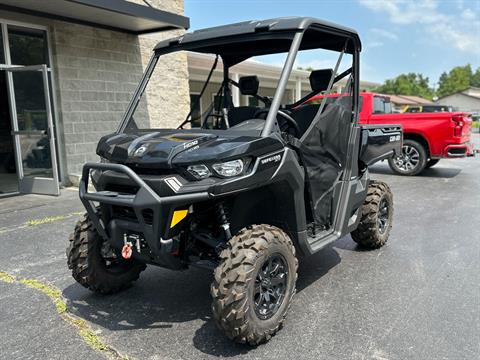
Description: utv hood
xmin=96 ymin=130 xmax=282 ymax=168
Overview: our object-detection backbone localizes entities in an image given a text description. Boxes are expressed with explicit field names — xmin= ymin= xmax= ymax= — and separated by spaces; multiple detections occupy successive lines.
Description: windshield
xmin=120 ymin=32 xmax=356 ymax=136
xmin=122 ymin=50 xmax=290 ymax=133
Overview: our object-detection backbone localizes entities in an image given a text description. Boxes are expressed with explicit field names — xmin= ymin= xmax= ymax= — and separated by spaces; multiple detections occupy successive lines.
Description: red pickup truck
xmin=309 ymin=92 xmax=474 ymax=175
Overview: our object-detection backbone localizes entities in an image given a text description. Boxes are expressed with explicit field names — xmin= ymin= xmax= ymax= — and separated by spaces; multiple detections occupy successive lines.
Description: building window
xmin=8 ymin=25 xmax=50 ymax=66
xmin=213 ymin=94 xmax=224 ymax=111
xmin=190 ymin=94 xmax=201 ymax=127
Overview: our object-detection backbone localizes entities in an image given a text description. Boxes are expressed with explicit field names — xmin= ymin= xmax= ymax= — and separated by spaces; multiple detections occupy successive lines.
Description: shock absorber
xmin=216 ymin=202 xmax=232 ymax=240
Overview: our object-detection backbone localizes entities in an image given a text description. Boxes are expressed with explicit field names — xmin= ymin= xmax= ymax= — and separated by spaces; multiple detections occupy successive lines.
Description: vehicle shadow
xmin=62 ymin=244 xmax=342 ymax=357
xmin=369 ymin=164 xmax=462 ymax=179
xmin=192 ymin=244 xmax=342 ymax=356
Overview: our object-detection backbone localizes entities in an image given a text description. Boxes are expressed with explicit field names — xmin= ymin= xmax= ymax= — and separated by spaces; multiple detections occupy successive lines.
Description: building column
xmin=295 ymin=78 xmax=302 ymax=101
xmin=232 ymin=72 xmax=240 ymax=106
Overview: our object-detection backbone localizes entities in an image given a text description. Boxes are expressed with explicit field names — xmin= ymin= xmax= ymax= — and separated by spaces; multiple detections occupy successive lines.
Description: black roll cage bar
xmin=117 ymin=23 xmax=361 ymax=136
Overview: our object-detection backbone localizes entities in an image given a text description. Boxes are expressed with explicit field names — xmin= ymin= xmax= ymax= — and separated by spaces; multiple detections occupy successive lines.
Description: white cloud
xmin=461 ymin=8 xmax=476 ymax=20
xmin=358 ymin=0 xmax=480 ymax=54
xmin=370 ymin=28 xmax=398 ymax=41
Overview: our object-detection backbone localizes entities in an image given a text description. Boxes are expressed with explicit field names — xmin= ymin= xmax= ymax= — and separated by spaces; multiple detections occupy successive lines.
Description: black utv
xmin=67 ymin=17 xmax=402 ymax=345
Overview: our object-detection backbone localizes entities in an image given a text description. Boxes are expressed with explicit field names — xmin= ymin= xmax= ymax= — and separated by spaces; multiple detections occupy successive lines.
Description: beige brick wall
xmin=51 ymin=0 xmax=189 ymax=179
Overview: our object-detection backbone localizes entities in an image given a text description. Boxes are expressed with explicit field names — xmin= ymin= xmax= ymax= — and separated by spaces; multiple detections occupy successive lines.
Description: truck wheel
xmin=351 ymin=181 xmax=393 ymax=249
xmin=211 ymin=224 xmax=298 ymax=345
xmin=425 ymin=159 xmax=440 ymax=169
xmin=67 ymin=213 xmax=146 ymax=294
xmin=388 ymin=139 xmax=427 ymax=176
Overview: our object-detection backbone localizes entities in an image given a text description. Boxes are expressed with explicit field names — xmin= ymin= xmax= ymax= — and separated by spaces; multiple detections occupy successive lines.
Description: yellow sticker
xmin=170 ymin=209 xmax=188 ymax=228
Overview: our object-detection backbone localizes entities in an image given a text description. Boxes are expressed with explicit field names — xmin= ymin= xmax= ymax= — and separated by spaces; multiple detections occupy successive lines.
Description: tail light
xmin=452 ymin=115 xmax=464 ymax=137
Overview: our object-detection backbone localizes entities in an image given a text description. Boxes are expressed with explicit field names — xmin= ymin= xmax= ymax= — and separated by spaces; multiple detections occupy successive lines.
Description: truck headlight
xmin=212 ymin=159 xmax=244 ymax=177
xmin=187 ymin=164 xmax=211 ymax=179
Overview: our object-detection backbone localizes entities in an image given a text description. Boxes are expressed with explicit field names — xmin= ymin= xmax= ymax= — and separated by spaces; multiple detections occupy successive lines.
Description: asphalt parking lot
xmin=0 ymin=134 xmax=479 ymax=360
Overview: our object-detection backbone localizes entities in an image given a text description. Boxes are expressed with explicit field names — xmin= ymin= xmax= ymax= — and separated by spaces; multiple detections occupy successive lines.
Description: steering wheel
xmin=254 ymin=109 xmax=301 ymax=137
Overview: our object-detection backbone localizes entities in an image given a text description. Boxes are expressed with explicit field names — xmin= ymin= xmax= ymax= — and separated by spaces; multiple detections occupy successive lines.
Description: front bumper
xmin=80 ymin=162 xmax=210 ymax=268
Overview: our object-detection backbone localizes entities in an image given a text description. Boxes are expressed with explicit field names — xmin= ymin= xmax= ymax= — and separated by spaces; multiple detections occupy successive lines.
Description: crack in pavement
xmin=0 ymin=271 xmax=130 ymax=360
xmin=0 ymin=211 xmax=84 ymax=234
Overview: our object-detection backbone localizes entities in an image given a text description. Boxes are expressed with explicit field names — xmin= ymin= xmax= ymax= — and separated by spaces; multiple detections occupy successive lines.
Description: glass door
xmin=5 ymin=64 xmax=59 ymax=195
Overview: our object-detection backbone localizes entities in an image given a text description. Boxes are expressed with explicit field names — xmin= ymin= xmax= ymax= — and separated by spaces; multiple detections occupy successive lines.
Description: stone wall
xmin=50 ymin=0 xmax=189 ymax=180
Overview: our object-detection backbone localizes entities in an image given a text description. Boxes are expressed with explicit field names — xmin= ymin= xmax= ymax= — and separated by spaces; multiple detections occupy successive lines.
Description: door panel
xmin=6 ymin=65 xmax=59 ymax=195
xmin=0 ymin=70 xmax=18 ymax=194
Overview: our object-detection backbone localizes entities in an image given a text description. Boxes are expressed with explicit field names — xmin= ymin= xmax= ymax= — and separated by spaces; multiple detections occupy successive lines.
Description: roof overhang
xmin=154 ymin=17 xmax=360 ymax=66
xmin=0 ymin=0 xmax=189 ymax=34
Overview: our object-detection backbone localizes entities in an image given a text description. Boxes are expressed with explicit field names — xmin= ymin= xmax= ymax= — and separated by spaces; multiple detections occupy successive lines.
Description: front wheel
xmin=388 ymin=139 xmax=427 ymax=176
xmin=67 ymin=213 xmax=146 ymax=294
xmin=211 ymin=224 xmax=298 ymax=345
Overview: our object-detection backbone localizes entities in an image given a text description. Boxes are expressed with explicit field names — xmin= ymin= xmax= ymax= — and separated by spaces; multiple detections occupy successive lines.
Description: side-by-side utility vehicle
xmin=67 ymin=17 xmax=402 ymax=345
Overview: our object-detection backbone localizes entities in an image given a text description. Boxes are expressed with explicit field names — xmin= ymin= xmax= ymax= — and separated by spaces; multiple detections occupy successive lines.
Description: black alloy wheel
xmin=254 ymin=253 xmax=289 ymax=320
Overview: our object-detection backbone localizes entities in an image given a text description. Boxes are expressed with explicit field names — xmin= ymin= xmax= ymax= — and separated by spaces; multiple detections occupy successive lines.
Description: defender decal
xmin=261 ymin=154 xmax=282 ymax=165
xmin=258 ymin=151 xmax=284 ymax=170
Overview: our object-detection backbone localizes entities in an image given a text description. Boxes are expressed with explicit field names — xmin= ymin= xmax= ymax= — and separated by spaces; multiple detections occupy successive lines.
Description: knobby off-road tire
xmin=211 ymin=224 xmax=298 ymax=345
xmin=351 ymin=181 xmax=393 ymax=249
xmin=425 ymin=159 xmax=440 ymax=169
xmin=388 ymin=139 xmax=427 ymax=176
xmin=67 ymin=213 xmax=146 ymax=294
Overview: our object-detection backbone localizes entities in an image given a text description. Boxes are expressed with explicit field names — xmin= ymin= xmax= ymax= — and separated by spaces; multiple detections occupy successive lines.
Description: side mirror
xmin=310 ymin=69 xmax=333 ymax=92
xmin=238 ymin=76 xmax=259 ymax=96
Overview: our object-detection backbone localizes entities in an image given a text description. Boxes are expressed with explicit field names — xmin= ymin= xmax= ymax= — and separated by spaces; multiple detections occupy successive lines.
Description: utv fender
xmin=228 ymin=148 xmax=308 ymax=254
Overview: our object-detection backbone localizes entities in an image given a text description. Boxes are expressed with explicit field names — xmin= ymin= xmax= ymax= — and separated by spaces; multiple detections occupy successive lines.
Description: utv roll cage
xmin=117 ymin=17 xmax=362 ymax=135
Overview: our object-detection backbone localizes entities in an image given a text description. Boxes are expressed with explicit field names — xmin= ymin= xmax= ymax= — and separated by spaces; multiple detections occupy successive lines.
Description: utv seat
xmin=228 ymin=75 xmax=261 ymax=127
xmin=228 ymin=106 xmax=259 ymax=127
xmin=291 ymin=104 xmax=320 ymax=136
xmin=290 ymin=69 xmax=334 ymax=137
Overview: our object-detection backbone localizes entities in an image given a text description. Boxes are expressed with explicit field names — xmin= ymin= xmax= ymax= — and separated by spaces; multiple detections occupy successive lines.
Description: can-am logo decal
xmin=389 ymin=135 xmax=401 ymax=142
xmin=134 ymin=145 xmax=148 ymax=157
xmin=261 ymin=154 xmax=282 ymax=165
xmin=183 ymin=140 xmax=198 ymax=150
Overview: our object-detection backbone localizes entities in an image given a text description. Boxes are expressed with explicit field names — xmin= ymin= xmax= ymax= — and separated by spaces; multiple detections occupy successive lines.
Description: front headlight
xmin=187 ymin=164 xmax=211 ymax=179
xmin=212 ymin=159 xmax=244 ymax=177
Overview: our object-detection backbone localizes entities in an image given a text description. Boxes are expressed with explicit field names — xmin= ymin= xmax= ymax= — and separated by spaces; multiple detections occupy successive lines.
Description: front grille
xmin=111 ymin=205 xmax=154 ymax=225
xmin=112 ymin=205 xmax=137 ymax=221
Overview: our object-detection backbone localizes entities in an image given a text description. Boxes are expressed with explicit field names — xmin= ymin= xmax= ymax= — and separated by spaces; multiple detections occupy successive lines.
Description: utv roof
xmin=154 ymin=17 xmax=361 ymax=64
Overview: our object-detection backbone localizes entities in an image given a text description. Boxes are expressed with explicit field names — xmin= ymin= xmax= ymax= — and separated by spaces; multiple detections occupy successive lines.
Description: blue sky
xmin=184 ymin=0 xmax=480 ymax=86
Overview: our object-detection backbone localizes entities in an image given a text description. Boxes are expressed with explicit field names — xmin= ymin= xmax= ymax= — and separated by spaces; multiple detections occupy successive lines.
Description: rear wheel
xmin=67 ymin=213 xmax=146 ymax=294
xmin=351 ymin=181 xmax=393 ymax=249
xmin=211 ymin=224 xmax=298 ymax=345
xmin=426 ymin=159 xmax=440 ymax=169
xmin=388 ymin=139 xmax=427 ymax=176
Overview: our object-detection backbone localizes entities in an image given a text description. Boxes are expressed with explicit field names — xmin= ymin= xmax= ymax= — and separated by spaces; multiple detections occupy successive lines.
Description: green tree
xmin=436 ymin=64 xmax=472 ymax=98
xmin=471 ymin=67 xmax=480 ymax=88
xmin=374 ymin=73 xmax=433 ymax=99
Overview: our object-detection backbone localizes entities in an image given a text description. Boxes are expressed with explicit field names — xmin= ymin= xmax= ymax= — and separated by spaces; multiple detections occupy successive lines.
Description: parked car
xmin=308 ymin=92 xmax=474 ymax=175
